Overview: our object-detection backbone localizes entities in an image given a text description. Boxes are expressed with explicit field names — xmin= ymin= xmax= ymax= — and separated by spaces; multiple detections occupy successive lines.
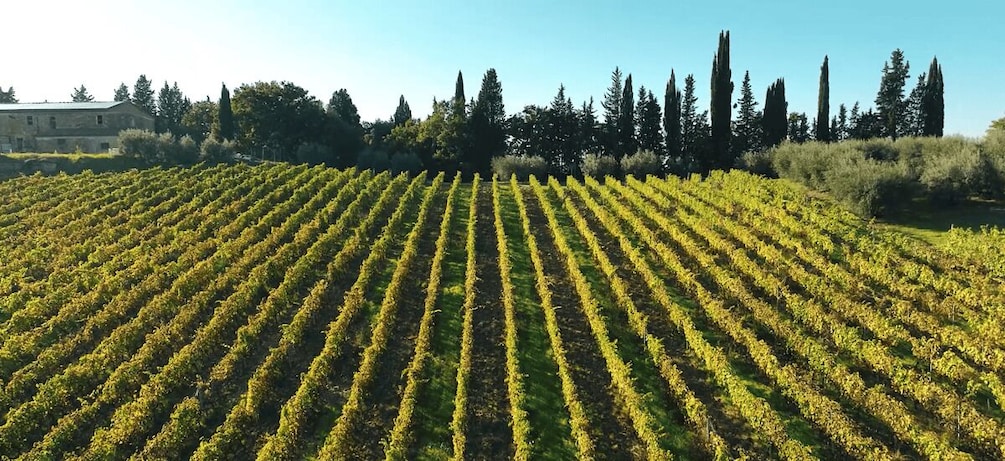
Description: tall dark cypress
xmin=816 ymin=56 xmax=830 ymax=142
xmin=709 ymin=30 xmax=733 ymax=172
xmin=453 ymin=71 xmax=466 ymax=115
xmin=618 ymin=74 xmax=636 ymax=159
xmin=922 ymin=57 xmax=944 ymax=137
xmin=218 ymin=83 xmax=234 ymax=141
xmin=762 ymin=79 xmax=788 ymax=147
xmin=663 ymin=70 xmax=682 ymax=164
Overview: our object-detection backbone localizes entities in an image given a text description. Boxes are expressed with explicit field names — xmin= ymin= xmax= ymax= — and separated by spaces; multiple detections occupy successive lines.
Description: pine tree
xmin=71 ymin=85 xmax=94 ymax=102
xmin=733 ymin=71 xmax=763 ymax=156
xmin=875 ymin=49 xmax=910 ymax=139
xmin=393 ymin=95 xmax=412 ymax=127
xmin=921 ymin=57 xmax=944 ymax=137
xmin=601 ymin=67 xmax=623 ymax=158
xmin=547 ymin=85 xmax=578 ymax=175
xmin=577 ymin=98 xmax=602 ymax=157
xmin=132 ymin=74 xmax=156 ymax=115
xmin=664 ymin=70 xmax=683 ymax=165
xmin=709 ymin=30 xmax=733 ymax=172
xmin=0 ymin=86 xmax=16 ymax=103
xmin=218 ymin=83 xmax=234 ymax=141
xmin=113 ymin=83 xmax=130 ymax=102
xmin=617 ymin=74 xmax=636 ymax=159
xmin=680 ymin=74 xmax=710 ymax=174
xmin=836 ymin=103 xmax=848 ymax=141
xmin=787 ymin=113 xmax=810 ymax=143
xmin=327 ymin=89 xmax=365 ymax=167
xmin=762 ymin=79 xmax=787 ymax=147
xmin=156 ymin=82 xmax=191 ymax=135
xmin=636 ymin=87 xmax=663 ymax=154
xmin=816 ymin=56 xmax=830 ymax=141
xmin=469 ymin=68 xmax=506 ymax=175
xmin=905 ymin=73 xmax=927 ymax=137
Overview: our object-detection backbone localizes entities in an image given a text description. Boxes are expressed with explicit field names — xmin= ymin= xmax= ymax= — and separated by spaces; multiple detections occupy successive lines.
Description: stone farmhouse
xmin=0 ymin=101 xmax=154 ymax=153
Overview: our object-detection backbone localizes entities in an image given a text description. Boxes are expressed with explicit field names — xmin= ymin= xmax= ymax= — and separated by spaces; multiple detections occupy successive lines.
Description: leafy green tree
xmin=0 ymin=86 xmax=16 ymax=103
xmin=468 ymin=68 xmax=506 ymax=175
xmin=232 ymin=81 xmax=326 ymax=161
xmin=366 ymin=119 xmax=396 ymax=147
xmin=132 ymin=74 xmax=156 ymax=115
xmin=762 ymin=78 xmax=787 ymax=148
xmin=156 ymin=81 xmax=191 ymax=135
xmin=733 ymin=71 xmax=763 ymax=156
xmin=816 ymin=56 xmax=830 ymax=141
xmin=787 ymin=112 xmax=810 ymax=143
xmin=875 ymin=48 xmax=910 ymax=139
xmin=393 ymin=95 xmax=412 ymax=127
xmin=113 ymin=83 xmax=130 ymax=102
xmin=680 ymin=74 xmax=710 ymax=174
xmin=601 ymin=67 xmax=623 ymax=157
xmin=617 ymin=74 xmax=637 ymax=159
xmin=71 ymin=85 xmax=94 ymax=102
xmin=326 ymin=88 xmax=365 ymax=167
xmin=636 ymin=87 xmax=663 ymax=155
xmin=181 ymin=99 xmax=218 ymax=144
xmin=709 ymin=30 xmax=733 ymax=171
xmin=664 ymin=70 xmax=682 ymax=166
xmin=506 ymin=104 xmax=548 ymax=159
xmin=218 ymin=83 xmax=234 ymax=141
xmin=921 ymin=57 xmax=944 ymax=137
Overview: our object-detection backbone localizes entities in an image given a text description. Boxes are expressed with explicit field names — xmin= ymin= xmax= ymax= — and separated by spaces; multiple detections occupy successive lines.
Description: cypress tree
xmin=816 ymin=56 xmax=830 ymax=142
xmin=218 ymin=83 xmax=234 ymax=141
xmin=664 ymin=70 xmax=683 ymax=165
xmin=905 ymin=74 xmax=927 ymax=136
xmin=709 ymin=30 xmax=733 ymax=172
xmin=836 ymin=103 xmax=848 ymax=141
xmin=922 ymin=57 xmax=944 ymax=137
xmin=393 ymin=95 xmax=412 ymax=127
xmin=617 ymin=74 xmax=637 ymax=159
xmin=762 ymin=79 xmax=787 ymax=147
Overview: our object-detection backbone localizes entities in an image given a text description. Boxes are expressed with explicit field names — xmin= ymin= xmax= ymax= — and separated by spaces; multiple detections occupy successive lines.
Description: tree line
xmin=0 ymin=31 xmax=945 ymax=174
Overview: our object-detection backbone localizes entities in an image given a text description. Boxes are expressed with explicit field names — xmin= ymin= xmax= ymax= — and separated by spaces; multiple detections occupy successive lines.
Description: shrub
xmin=824 ymin=158 xmax=914 ymax=217
xmin=295 ymin=142 xmax=334 ymax=165
xmin=582 ymin=153 xmax=619 ymax=178
xmin=155 ymin=132 xmax=180 ymax=163
xmin=390 ymin=151 xmax=424 ymax=176
xmin=738 ymin=150 xmax=776 ymax=177
xmin=117 ymin=129 xmax=159 ymax=161
xmin=201 ymin=138 xmax=237 ymax=163
xmin=491 ymin=155 xmax=547 ymax=181
xmin=772 ymin=141 xmax=855 ymax=189
xmin=620 ymin=150 xmax=663 ymax=178
xmin=356 ymin=148 xmax=390 ymax=172
xmin=175 ymin=135 xmax=200 ymax=165
xmin=856 ymin=138 xmax=899 ymax=161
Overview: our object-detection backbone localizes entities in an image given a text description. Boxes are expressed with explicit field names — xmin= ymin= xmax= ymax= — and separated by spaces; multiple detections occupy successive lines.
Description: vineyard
xmin=1 ymin=164 xmax=1004 ymax=460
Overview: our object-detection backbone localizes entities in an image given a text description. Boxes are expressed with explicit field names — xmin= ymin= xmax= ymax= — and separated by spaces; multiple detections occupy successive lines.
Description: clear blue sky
xmin=4 ymin=0 xmax=1003 ymax=137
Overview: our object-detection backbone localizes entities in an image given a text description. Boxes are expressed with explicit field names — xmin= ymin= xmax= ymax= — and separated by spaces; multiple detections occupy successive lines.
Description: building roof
xmin=0 ymin=101 xmax=127 ymax=112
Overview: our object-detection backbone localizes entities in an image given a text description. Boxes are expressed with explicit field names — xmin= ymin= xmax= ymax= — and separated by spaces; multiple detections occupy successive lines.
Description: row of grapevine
xmin=383 ymin=175 xmax=462 ymax=460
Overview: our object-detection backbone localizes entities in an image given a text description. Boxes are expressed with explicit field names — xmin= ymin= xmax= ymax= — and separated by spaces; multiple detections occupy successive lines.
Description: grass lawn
xmin=878 ymin=199 xmax=1005 ymax=245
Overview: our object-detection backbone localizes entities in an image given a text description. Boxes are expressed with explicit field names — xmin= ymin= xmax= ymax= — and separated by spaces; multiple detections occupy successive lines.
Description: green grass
xmin=878 ymin=199 xmax=1005 ymax=245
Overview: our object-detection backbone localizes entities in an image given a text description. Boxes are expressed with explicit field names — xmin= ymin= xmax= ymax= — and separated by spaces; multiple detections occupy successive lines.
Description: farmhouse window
xmin=26 ymin=116 xmax=33 ymax=125
xmin=100 ymin=142 xmax=110 ymax=150
xmin=49 ymin=117 xmax=56 ymax=129
xmin=97 ymin=115 xmax=104 ymax=126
